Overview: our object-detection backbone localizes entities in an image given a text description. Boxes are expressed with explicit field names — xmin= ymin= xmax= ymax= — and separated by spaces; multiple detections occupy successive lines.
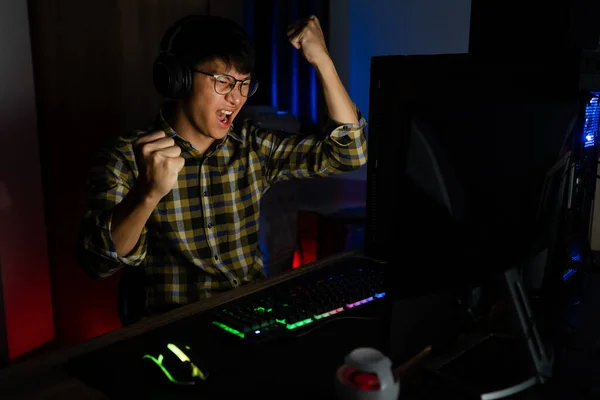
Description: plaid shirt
xmin=78 ymin=108 xmax=367 ymax=313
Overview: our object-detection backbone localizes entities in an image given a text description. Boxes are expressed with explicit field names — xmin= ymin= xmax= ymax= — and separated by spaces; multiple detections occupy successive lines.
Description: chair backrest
xmin=117 ymin=267 xmax=147 ymax=326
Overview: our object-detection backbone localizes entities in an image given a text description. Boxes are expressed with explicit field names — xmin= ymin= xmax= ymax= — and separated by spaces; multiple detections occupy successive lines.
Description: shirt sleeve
xmin=77 ymin=143 xmax=147 ymax=279
xmin=252 ymin=108 xmax=368 ymax=187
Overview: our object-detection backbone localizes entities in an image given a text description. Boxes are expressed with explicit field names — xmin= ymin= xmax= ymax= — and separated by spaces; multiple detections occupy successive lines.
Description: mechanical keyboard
xmin=211 ymin=265 xmax=386 ymax=342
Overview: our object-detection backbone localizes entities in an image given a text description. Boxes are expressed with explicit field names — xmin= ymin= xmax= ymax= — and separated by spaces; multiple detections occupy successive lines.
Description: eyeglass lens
xmin=214 ymin=75 xmax=258 ymax=97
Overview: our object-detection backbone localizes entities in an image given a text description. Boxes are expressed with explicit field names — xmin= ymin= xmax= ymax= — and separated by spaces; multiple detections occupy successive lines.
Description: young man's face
xmin=183 ymin=58 xmax=250 ymax=141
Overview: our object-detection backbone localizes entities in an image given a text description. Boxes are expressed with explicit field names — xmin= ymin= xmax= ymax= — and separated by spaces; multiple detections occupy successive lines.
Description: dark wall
xmin=0 ymin=0 xmax=54 ymax=363
xmin=469 ymin=0 xmax=600 ymax=54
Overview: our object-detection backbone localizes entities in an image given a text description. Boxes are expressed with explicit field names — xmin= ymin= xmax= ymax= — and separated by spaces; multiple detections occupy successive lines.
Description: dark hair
xmin=162 ymin=15 xmax=255 ymax=75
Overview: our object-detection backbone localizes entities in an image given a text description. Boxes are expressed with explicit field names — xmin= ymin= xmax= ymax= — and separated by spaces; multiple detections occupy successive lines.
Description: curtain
xmin=245 ymin=0 xmax=330 ymax=133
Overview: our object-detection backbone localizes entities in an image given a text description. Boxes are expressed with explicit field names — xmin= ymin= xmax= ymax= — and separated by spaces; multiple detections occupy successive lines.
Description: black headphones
xmin=153 ymin=16 xmax=205 ymax=99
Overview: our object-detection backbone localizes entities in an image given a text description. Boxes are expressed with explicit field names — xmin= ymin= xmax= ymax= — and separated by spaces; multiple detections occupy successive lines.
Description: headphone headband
xmin=159 ymin=15 xmax=210 ymax=55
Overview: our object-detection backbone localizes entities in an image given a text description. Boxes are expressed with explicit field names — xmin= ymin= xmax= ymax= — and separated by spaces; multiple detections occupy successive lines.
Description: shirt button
xmin=207 ymin=222 xmax=213 ymax=228
xmin=214 ymin=255 xmax=219 ymax=261
xmin=232 ymin=279 xmax=238 ymax=286
xmin=203 ymin=190 xmax=209 ymax=196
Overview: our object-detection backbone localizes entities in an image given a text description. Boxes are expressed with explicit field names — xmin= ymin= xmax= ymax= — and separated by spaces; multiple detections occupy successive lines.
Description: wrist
xmin=312 ymin=54 xmax=334 ymax=71
xmin=131 ymin=183 xmax=161 ymax=208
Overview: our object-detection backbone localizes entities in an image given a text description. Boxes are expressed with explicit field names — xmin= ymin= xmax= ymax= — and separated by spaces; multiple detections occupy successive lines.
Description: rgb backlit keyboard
xmin=211 ymin=266 xmax=385 ymax=342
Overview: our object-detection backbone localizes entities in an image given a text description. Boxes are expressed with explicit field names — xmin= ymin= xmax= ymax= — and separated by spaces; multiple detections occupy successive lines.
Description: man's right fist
xmin=133 ymin=130 xmax=185 ymax=201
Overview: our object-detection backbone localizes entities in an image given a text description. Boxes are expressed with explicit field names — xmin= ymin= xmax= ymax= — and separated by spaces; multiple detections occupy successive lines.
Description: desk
xmin=0 ymin=252 xmax=386 ymax=399
xmin=1 ymin=251 xmax=599 ymax=399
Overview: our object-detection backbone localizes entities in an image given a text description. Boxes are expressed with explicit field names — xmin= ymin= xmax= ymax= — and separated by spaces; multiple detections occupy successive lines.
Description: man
xmin=78 ymin=15 xmax=367 ymax=319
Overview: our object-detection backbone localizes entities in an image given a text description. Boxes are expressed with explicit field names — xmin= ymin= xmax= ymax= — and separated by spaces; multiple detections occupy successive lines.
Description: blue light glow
xmin=291 ymin=53 xmax=298 ymax=117
xmin=583 ymin=95 xmax=599 ymax=148
xmin=569 ymin=241 xmax=583 ymax=263
xmin=271 ymin=1 xmax=278 ymax=109
xmin=310 ymin=69 xmax=317 ymax=123
xmin=563 ymin=269 xmax=576 ymax=281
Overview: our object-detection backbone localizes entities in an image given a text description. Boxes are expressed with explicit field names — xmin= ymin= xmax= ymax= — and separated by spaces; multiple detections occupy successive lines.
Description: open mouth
xmin=217 ymin=109 xmax=234 ymax=128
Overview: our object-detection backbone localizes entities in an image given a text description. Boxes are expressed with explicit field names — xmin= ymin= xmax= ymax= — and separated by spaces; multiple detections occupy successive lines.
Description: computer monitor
xmin=364 ymin=52 xmax=584 ymax=384
xmin=365 ymin=51 xmax=582 ymax=297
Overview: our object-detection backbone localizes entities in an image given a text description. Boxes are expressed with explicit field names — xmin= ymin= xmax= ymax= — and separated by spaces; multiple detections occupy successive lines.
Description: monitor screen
xmin=365 ymin=52 xmax=582 ymax=297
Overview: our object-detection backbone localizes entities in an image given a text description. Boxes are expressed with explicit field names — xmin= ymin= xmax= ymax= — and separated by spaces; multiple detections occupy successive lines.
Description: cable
xmin=294 ymin=316 xmax=377 ymax=338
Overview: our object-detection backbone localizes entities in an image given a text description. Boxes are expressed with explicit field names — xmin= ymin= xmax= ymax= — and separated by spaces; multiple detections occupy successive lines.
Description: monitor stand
xmin=422 ymin=267 xmax=553 ymax=399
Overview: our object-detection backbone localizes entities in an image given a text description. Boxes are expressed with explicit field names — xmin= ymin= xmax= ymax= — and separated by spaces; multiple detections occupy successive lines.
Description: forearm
xmin=314 ymin=57 xmax=359 ymax=125
xmin=111 ymin=185 xmax=158 ymax=257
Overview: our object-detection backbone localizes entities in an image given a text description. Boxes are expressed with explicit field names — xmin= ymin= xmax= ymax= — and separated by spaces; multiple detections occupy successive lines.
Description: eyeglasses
xmin=194 ymin=70 xmax=259 ymax=97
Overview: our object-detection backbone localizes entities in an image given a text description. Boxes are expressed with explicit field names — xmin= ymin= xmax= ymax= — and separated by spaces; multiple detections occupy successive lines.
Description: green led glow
xmin=212 ymin=321 xmax=245 ymax=338
xmin=191 ymin=363 xmax=207 ymax=381
xmin=142 ymin=345 xmax=207 ymax=383
xmin=167 ymin=343 xmax=190 ymax=362
xmin=252 ymin=306 xmax=274 ymax=313
xmin=214 ymin=307 xmax=346 ymax=338
xmin=142 ymin=354 xmax=194 ymax=385
xmin=286 ymin=318 xmax=313 ymax=330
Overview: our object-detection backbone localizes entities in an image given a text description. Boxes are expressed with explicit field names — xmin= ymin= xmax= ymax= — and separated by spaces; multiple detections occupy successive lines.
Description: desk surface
xmin=0 ymin=251 xmax=383 ymax=399
xmin=1 ymin=251 xmax=600 ymax=399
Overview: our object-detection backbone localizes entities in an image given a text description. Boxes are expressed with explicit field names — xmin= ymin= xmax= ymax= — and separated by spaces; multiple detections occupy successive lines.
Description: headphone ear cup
xmin=179 ymin=62 xmax=193 ymax=97
xmin=153 ymin=55 xmax=192 ymax=99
